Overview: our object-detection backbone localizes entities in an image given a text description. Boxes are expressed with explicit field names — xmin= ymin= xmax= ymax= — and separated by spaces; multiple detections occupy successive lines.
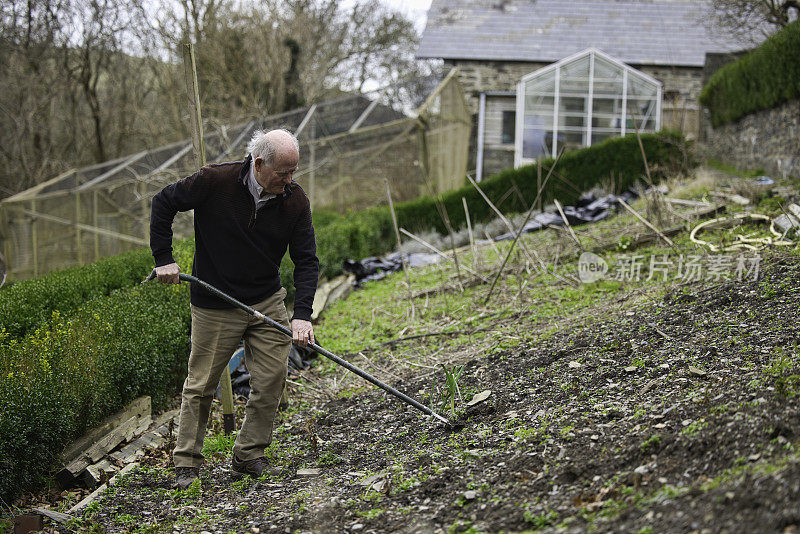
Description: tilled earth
xmin=87 ymin=253 xmax=800 ymax=533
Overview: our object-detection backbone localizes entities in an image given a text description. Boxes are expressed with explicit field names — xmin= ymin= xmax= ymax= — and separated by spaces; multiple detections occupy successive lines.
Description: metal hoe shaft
xmin=146 ymin=270 xmax=451 ymax=426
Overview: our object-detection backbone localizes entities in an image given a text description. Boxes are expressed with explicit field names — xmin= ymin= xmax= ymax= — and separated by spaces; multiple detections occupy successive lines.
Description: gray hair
xmin=247 ymin=128 xmax=299 ymax=164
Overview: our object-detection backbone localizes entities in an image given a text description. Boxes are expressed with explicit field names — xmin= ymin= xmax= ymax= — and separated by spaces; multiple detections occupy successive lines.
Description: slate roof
xmin=417 ymin=0 xmax=753 ymax=67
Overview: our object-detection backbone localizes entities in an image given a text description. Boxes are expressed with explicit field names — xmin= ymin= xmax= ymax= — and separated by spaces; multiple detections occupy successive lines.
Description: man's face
xmin=254 ymin=149 xmax=299 ymax=195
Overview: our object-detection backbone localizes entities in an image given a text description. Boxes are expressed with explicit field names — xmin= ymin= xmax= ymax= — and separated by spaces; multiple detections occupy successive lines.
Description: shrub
xmin=700 ymin=21 xmax=800 ymax=126
xmin=0 ymin=248 xmax=155 ymax=338
xmin=391 ymin=130 xmax=691 ymax=235
xmin=0 ymin=282 xmax=191 ymax=503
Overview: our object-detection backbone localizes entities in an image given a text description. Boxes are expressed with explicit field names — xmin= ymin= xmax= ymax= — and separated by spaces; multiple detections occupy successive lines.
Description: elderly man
xmin=150 ymin=129 xmax=318 ymax=488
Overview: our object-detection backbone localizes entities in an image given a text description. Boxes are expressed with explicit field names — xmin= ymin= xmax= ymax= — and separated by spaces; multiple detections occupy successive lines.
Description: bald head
xmin=249 ymin=128 xmax=301 ymax=194
xmin=247 ymin=128 xmax=299 ymax=165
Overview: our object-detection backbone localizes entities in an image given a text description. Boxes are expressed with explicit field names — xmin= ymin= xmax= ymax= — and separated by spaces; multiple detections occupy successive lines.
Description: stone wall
xmin=447 ymin=59 xmax=548 ymax=111
xmin=704 ymin=98 xmax=799 ymax=179
xmin=637 ymin=65 xmax=704 ymax=140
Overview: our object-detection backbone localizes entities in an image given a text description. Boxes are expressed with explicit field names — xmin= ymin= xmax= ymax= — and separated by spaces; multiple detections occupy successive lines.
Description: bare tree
xmin=0 ymin=0 xmax=427 ymax=198
xmin=709 ymin=0 xmax=799 ymax=43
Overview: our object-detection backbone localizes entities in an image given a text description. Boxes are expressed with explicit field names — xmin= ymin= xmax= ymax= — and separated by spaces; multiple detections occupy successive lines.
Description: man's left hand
xmin=291 ymin=319 xmax=315 ymax=347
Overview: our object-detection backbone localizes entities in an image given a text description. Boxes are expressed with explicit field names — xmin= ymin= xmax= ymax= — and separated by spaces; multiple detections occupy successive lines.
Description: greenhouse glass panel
xmin=516 ymin=48 xmax=661 ymax=167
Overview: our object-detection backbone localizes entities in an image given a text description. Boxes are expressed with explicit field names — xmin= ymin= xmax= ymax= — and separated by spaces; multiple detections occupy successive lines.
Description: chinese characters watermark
xmin=578 ymin=252 xmax=761 ymax=284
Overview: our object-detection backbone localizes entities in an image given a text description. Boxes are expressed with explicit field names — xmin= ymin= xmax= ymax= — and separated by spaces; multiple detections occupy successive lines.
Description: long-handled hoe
xmin=145 ymin=270 xmax=453 ymax=428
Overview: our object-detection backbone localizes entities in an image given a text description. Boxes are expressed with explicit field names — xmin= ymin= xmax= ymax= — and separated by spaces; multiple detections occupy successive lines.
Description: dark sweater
xmin=150 ymin=155 xmax=318 ymax=321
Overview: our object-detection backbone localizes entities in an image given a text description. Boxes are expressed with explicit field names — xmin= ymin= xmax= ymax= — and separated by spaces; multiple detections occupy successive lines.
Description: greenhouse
xmin=515 ymin=48 xmax=662 ymax=166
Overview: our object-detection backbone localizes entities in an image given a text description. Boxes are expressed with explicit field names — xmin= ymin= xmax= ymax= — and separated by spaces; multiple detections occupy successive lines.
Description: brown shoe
xmin=174 ymin=466 xmax=200 ymax=489
xmin=231 ymin=455 xmax=281 ymax=480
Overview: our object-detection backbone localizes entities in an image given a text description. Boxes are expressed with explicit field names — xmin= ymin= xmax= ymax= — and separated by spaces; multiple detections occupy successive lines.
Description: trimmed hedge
xmin=699 ymin=21 xmax=800 ymax=126
xmin=0 ymin=241 xmax=195 ymax=503
xmin=0 ymin=283 xmax=191 ymax=502
xmin=0 ymin=248 xmax=156 ymax=338
xmin=393 ymin=130 xmax=690 ymax=235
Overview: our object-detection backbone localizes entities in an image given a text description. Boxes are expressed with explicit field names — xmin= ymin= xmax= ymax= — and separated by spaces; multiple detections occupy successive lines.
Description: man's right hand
xmin=155 ymin=262 xmax=181 ymax=284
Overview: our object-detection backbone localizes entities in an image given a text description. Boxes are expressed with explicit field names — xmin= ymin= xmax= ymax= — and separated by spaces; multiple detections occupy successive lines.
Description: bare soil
xmin=77 ymin=252 xmax=800 ymax=534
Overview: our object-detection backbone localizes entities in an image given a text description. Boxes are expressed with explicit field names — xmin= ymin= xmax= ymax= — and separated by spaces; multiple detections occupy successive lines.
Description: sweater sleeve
xmin=150 ymin=168 xmax=212 ymax=267
xmin=288 ymin=195 xmax=319 ymax=322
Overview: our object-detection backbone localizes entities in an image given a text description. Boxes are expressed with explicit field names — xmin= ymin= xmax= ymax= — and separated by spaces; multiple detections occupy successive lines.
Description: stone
xmin=705 ymin=98 xmax=800 ymax=180
xmin=688 ymin=366 xmax=707 ymax=377
xmin=773 ymin=214 xmax=800 ymax=234
xmin=297 ymin=468 xmax=321 ymax=477
xmin=463 ymin=490 xmax=478 ymax=500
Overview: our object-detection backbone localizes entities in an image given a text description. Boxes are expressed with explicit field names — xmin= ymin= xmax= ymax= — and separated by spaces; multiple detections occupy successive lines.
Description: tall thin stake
xmin=183 ymin=42 xmax=235 ymax=435
xmin=466 ymin=173 xmax=540 ymax=266
xmin=553 ymin=199 xmax=582 ymax=250
xmin=462 ymin=197 xmax=477 ymax=271
xmin=385 ymin=178 xmax=415 ymax=321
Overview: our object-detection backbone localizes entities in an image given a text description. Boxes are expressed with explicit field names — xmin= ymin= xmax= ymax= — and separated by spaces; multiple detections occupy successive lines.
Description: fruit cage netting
xmin=0 ymin=69 xmax=470 ymax=280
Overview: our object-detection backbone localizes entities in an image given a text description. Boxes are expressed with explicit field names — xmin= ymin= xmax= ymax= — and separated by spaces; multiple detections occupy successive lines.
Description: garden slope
xmin=88 ymin=252 xmax=800 ymax=533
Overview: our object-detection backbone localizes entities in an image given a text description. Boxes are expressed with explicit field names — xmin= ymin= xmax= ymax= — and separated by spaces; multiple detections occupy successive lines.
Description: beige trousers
xmin=173 ymin=288 xmax=290 ymax=468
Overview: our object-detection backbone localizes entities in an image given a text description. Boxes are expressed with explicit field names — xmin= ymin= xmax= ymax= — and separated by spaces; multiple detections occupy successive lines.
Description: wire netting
xmin=0 ymin=71 xmax=470 ymax=280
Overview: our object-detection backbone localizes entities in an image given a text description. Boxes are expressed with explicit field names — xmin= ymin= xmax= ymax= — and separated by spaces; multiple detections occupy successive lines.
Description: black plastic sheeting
xmin=343 ymin=252 xmax=441 ymax=285
xmin=343 ymin=190 xmax=645 ymax=284
xmin=494 ymin=189 xmax=639 ymax=241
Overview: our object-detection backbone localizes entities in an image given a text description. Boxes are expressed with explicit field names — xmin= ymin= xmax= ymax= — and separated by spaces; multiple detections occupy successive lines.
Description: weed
xmin=317 ymin=451 xmax=344 ymax=466
xmin=231 ymin=475 xmax=254 ymax=493
xmin=356 ymin=508 xmax=385 ymax=519
xmin=202 ymin=432 xmax=236 ymax=457
xmin=431 ymin=363 xmax=464 ymax=415
xmin=524 ymin=509 xmax=558 ymax=527
xmin=640 ymin=434 xmax=661 ymax=454
xmin=681 ymin=420 xmax=707 ymax=437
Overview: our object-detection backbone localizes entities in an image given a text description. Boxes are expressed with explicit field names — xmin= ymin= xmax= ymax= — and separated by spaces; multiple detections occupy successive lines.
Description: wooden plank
xmin=31 ymin=507 xmax=73 ymax=525
xmin=68 ymin=463 xmax=138 ymax=514
xmin=108 ymin=408 xmax=179 ymax=465
xmin=326 ymin=274 xmax=355 ymax=308
xmin=58 ymin=416 xmax=138 ymax=482
xmin=61 ymin=397 xmax=150 ymax=464
xmin=110 ymin=432 xmax=166 ymax=465
xmin=57 ymin=413 xmax=143 ymax=487
xmin=311 ymin=276 xmax=345 ymax=321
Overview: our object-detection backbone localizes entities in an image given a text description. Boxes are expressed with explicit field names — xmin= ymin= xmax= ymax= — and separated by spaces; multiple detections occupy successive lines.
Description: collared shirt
xmin=246 ymin=162 xmax=276 ymax=211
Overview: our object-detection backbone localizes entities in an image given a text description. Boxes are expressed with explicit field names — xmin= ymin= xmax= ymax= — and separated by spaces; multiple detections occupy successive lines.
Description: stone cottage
xmin=416 ymin=0 xmax=753 ymax=177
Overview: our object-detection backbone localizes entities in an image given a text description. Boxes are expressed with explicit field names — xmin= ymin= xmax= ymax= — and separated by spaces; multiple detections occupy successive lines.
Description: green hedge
xmin=0 ymin=248 xmax=156 ymax=338
xmin=395 ymin=130 xmax=689 ymax=235
xmin=700 ymin=21 xmax=800 ymax=126
xmin=0 ymin=283 xmax=191 ymax=503
xmin=0 ymin=241 xmax=195 ymax=503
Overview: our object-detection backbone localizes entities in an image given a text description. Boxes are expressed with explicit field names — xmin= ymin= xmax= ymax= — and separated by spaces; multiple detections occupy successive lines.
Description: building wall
xmin=448 ymin=59 xmax=548 ymax=110
xmin=636 ymin=64 xmax=704 ymax=140
xmin=704 ymin=98 xmax=799 ymax=179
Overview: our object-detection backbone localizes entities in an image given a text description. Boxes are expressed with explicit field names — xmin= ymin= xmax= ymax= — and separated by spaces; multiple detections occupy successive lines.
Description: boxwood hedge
xmin=0 ymin=248 xmax=156 ymax=338
xmin=0 ymin=282 xmax=191 ymax=503
xmin=700 ymin=21 xmax=800 ymax=126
